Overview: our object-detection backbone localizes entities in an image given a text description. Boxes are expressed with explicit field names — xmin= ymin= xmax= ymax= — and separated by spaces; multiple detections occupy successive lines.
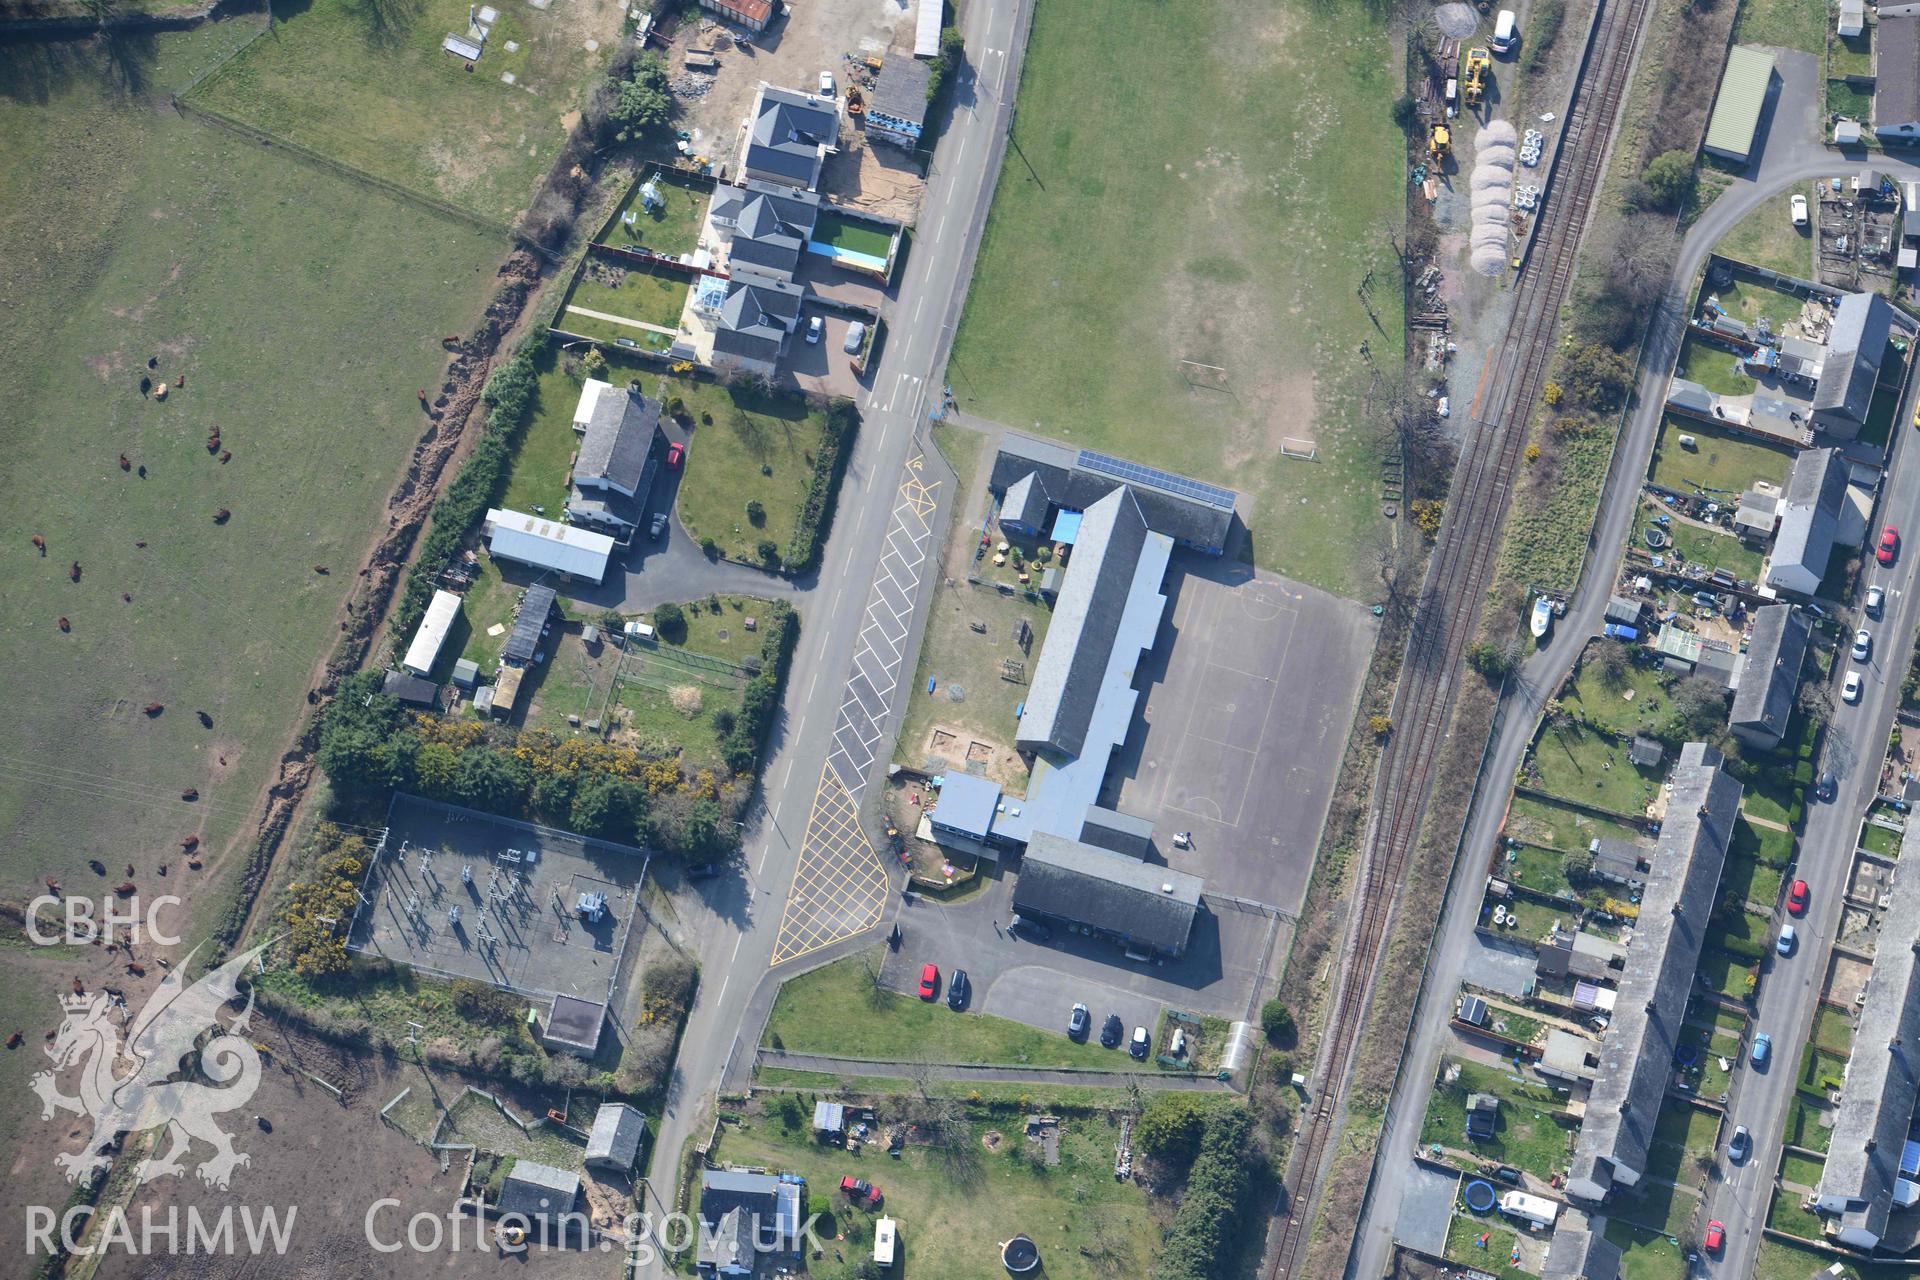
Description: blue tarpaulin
xmin=1050 ymin=510 xmax=1083 ymax=545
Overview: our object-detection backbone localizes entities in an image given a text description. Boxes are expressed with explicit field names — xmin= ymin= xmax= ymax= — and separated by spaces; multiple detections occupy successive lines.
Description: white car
xmin=842 ymin=320 xmax=867 ymax=354
xmin=806 ymin=315 xmax=823 ymax=344
xmin=1867 ymin=584 xmax=1886 ymax=616
xmin=819 ymin=71 xmax=835 ymax=97
xmin=1853 ymin=628 xmax=1873 ymax=661
xmin=1844 ymin=670 xmax=1864 ymax=703
xmin=1791 ymin=193 xmax=1809 ymax=227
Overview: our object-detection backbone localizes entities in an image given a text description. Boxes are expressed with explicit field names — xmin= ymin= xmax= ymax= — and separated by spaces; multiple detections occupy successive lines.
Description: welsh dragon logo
xmin=31 ymin=939 xmax=275 ymax=1189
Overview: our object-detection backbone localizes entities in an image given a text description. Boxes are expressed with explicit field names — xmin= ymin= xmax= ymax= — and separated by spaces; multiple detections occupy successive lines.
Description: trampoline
xmin=1463 ymin=1180 xmax=1497 ymax=1213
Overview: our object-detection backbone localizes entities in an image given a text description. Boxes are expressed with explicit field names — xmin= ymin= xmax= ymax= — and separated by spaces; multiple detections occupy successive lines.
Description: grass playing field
xmin=0 ymin=27 xmax=505 ymax=947
xmin=948 ymin=0 xmax=1405 ymax=598
xmin=188 ymin=0 xmax=622 ymax=223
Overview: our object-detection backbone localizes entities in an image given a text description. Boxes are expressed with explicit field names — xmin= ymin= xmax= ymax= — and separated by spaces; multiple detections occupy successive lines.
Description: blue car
xmin=1751 ymin=1031 xmax=1772 ymax=1066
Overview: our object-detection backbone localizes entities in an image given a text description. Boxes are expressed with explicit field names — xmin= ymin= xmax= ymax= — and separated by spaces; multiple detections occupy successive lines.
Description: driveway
xmin=786 ymin=305 xmax=868 ymax=401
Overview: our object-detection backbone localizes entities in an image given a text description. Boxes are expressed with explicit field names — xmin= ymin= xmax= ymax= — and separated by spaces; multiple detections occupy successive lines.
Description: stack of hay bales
xmin=1470 ymin=120 xmax=1518 ymax=277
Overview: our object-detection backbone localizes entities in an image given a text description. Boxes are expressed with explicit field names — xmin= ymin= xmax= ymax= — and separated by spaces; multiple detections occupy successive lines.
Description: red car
xmin=1788 ymin=879 xmax=1809 ymax=915
xmin=917 ymin=962 xmax=938 ymax=1000
xmin=667 ymin=441 xmax=685 ymax=468
xmin=839 ymin=1176 xmax=882 ymax=1207
xmin=1704 ymin=1220 xmax=1725 ymax=1253
xmin=1879 ymin=525 xmax=1901 ymax=565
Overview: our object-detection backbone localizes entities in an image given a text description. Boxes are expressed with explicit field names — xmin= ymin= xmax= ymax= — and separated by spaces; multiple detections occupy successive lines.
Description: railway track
xmin=1265 ymin=0 xmax=1654 ymax=1273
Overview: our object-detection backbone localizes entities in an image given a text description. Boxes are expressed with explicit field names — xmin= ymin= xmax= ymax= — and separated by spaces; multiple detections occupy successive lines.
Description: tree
xmin=1134 ymin=1094 xmax=1208 ymax=1171
xmin=607 ymin=55 xmax=674 ymax=143
xmin=756 ymin=539 xmax=781 ymax=566
xmin=652 ymin=601 xmax=687 ymax=642
xmin=453 ymin=748 xmax=531 ymax=813
xmin=1561 ymin=341 xmax=1634 ymax=412
xmin=683 ymin=796 xmax=726 ymax=857
xmin=1259 ymin=999 xmax=1296 ymax=1048
xmin=1641 ymin=149 xmax=1697 ymax=212
xmin=581 ymin=348 xmax=608 ymax=380
xmin=1674 ymin=674 xmax=1730 ymax=735
xmin=745 ymin=499 xmax=766 ymax=526
xmin=1468 ymin=641 xmax=1517 ymax=681
xmin=1592 ymin=637 xmax=1629 ymax=688
xmin=570 ymin=775 xmax=648 ymax=842
xmin=1390 ymin=95 xmax=1417 ymax=131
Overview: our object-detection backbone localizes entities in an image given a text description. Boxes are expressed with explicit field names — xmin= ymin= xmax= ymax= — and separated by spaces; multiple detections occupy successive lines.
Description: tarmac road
xmin=631 ymin=0 xmax=1037 ymax=1262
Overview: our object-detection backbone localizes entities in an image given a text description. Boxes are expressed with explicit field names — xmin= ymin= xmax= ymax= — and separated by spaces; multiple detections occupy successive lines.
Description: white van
xmin=1491 ymin=9 xmax=1519 ymax=54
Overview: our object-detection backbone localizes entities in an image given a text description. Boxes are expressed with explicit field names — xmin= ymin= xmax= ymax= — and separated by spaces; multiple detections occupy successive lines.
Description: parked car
xmin=1855 ymin=629 xmax=1874 ymax=661
xmin=1751 ymin=1032 xmax=1772 ymax=1067
xmin=1777 ymin=923 xmax=1796 ymax=956
xmin=1791 ymin=193 xmax=1809 ymax=227
xmin=1068 ymin=1002 xmax=1090 ymax=1040
xmin=946 ymin=968 xmax=970 ymax=1011
xmin=839 ymin=1176 xmax=882 ymax=1207
xmin=1868 ymin=584 xmax=1886 ymax=616
xmin=806 ymin=315 xmax=823 ymax=344
xmin=1704 ymin=1220 xmax=1726 ymax=1253
xmin=649 ymin=512 xmax=668 ymax=539
xmin=1817 ymin=771 xmax=1838 ymax=802
xmin=843 ymin=320 xmax=868 ymax=354
xmin=917 ymin=963 xmax=938 ymax=1000
xmin=1787 ymin=879 xmax=1809 ymax=915
xmin=1844 ymin=670 xmax=1864 ymax=703
xmin=1100 ymin=1014 xmax=1123 ymax=1048
xmin=1009 ymin=914 xmax=1051 ymax=942
xmin=666 ymin=442 xmax=685 ymax=468
xmin=1880 ymin=525 xmax=1901 ymax=565
xmin=1729 ymin=1125 xmax=1751 ymax=1162
xmin=1130 ymin=1026 xmax=1150 ymax=1059
xmin=819 ymin=70 xmax=835 ymax=96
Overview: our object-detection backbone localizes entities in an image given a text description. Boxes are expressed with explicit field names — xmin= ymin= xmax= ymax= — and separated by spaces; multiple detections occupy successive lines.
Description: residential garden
xmin=1418 ymin=1057 xmax=1575 ymax=1182
xmin=1648 ymin=416 xmax=1796 ymax=497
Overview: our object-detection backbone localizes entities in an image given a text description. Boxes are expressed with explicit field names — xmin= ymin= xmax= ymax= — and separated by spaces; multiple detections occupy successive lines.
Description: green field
xmin=1648 ymin=415 xmax=1796 ymax=495
xmin=1560 ymin=652 xmax=1677 ymax=739
xmin=1731 ymin=0 xmax=1828 ymax=53
xmin=764 ymin=950 xmax=1150 ymax=1071
xmin=1861 ymin=819 xmax=1904 ymax=856
xmin=1602 ymin=1217 xmax=1686 ymax=1280
xmin=1712 ymin=182 xmax=1814 ymax=276
xmin=947 ymin=0 xmax=1404 ymax=597
xmin=895 ymin=574 xmax=1053 ymax=788
xmin=708 ymin=1104 xmax=1160 ymax=1280
xmin=190 ymin=0 xmax=617 ymax=223
xmin=0 ymin=28 xmax=503 ymax=954
xmin=1444 ymin=1210 xmax=1531 ymax=1280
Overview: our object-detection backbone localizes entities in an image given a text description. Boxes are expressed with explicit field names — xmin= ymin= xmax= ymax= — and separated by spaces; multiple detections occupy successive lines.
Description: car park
xmin=1880 ymin=525 xmax=1901 ymax=565
xmin=947 ymin=968 xmax=970 ymax=1011
xmin=1068 ymin=1002 xmax=1090 ymax=1040
xmin=1751 ymin=1032 xmax=1772 ymax=1066
xmin=1100 ymin=1014 xmax=1123 ymax=1048
xmin=1729 ymin=1125 xmax=1751 ymax=1162
xmin=1844 ymin=670 xmax=1863 ymax=703
xmin=1817 ymin=772 xmax=1837 ymax=802
xmin=917 ymin=963 xmax=938 ymax=1000
xmin=1130 ymin=1026 xmax=1150 ymax=1059
xmin=1854 ymin=629 xmax=1873 ymax=661
xmin=1787 ymin=880 xmax=1809 ymax=915
xmin=1777 ymin=923 xmax=1796 ymax=956
xmin=1868 ymin=584 xmax=1886 ymax=615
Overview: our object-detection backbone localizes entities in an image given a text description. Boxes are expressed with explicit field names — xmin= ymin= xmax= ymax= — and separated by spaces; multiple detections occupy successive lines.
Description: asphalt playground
xmin=1111 ymin=557 xmax=1377 ymax=914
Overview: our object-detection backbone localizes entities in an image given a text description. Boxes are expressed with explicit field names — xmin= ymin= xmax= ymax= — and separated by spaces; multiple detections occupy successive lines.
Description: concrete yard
xmin=348 ymin=794 xmax=650 ymax=1001
xmin=1111 ymin=556 xmax=1378 ymax=914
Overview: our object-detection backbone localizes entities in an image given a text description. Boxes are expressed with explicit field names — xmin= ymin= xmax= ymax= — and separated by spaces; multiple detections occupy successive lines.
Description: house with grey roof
xmin=1764 ymin=447 xmax=1850 ymax=596
xmin=1080 ymin=805 xmax=1154 ymax=858
xmin=1543 ymin=1211 xmax=1622 ymax=1280
xmin=566 ymin=380 xmax=663 ymax=535
xmin=1814 ymin=819 xmax=1920 ymax=1250
xmin=1881 ymin=12 xmax=1920 ymax=143
xmin=1814 ymin=293 xmax=1893 ymax=435
xmin=497 ymin=1159 xmax=583 ymax=1226
xmin=1566 ymin=743 xmax=1741 ymax=1204
xmin=1729 ymin=604 xmax=1810 ymax=748
xmin=585 ymin=1103 xmax=647 ymax=1174
xmin=1734 ymin=486 xmax=1780 ymax=543
xmin=696 ymin=1169 xmax=800 ymax=1268
xmin=698 ymin=1207 xmax=755 ymax=1277
xmin=866 ymin=57 xmax=932 ymax=149
xmin=1010 ymin=831 xmax=1203 ymax=956
xmin=709 ymin=180 xmax=821 ymax=282
xmin=1017 ymin=488 xmax=1154 ymax=759
xmin=698 ymin=268 xmax=804 ymax=377
xmin=989 ymin=432 xmax=1237 ymax=555
xmin=741 ymin=84 xmax=839 ymax=190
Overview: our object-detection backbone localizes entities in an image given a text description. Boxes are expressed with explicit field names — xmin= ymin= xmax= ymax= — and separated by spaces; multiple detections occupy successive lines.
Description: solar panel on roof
xmin=1904 ymin=1138 xmax=1920 ymax=1178
xmin=1076 ymin=449 xmax=1236 ymax=509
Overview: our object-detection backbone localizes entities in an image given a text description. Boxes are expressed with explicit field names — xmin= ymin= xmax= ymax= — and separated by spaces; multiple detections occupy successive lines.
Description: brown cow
xmin=122 ymin=593 xmax=132 ymax=603
xmin=213 ymin=509 xmax=230 ymax=524
xmin=219 ymin=450 xmax=232 ymax=463
xmin=31 ymin=535 xmax=45 ymax=554
xmin=119 ymin=454 xmax=131 ymax=472
xmin=180 ymin=835 xmax=199 ymax=852
xmin=57 ymin=618 xmax=69 ymax=633
xmin=143 ymin=702 xmax=164 ymax=717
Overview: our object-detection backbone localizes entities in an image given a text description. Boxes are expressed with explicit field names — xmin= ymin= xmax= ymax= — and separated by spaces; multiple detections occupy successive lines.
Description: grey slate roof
xmin=1567 ymin=743 xmax=1741 ymax=1203
xmin=743 ymin=85 xmax=838 ymax=187
xmin=1011 ymin=831 xmax=1203 ymax=955
xmin=1542 ymin=1219 xmax=1622 ymax=1280
xmin=1627 ymin=735 xmax=1664 ymax=768
xmin=381 ymin=670 xmax=439 ymax=705
xmin=1729 ymin=605 xmax=1810 ymax=743
xmin=498 ymin=1160 xmax=581 ymax=1220
xmin=712 ymin=182 xmax=821 ymax=278
xmin=698 ymin=1169 xmax=779 ymax=1224
xmin=1666 ymin=377 xmax=1714 ymax=414
xmin=585 ymin=1103 xmax=647 ymax=1172
xmin=1016 ymin=487 xmax=1150 ymax=758
xmin=1767 ymin=447 xmax=1849 ymax=592
xmin=504 ymin=585 xmax=558 ymax=667
xmin=989 ymin=433 xmax=1235 ymax=553
xmin=1000 ymin=470 xmax=1050 ymax=530
xmin=1080 ymin=805 xmax=1154 ymax=859
xmin=576 ymin=387 xmax=662 ymax=495
xmin=1814 ymin=818 xmax=1920 ymax=1246
xmin=1693 ymin=640 xmax=1741 ymax=687
xmin=713 ymin=269 xmax=803 ymax=366
xmin=696 ymin=1206 xmax=755 ymax=1273
xmin=1815 ymin=293 xmax=1892 ymax=423
xmin=869 ymin=57 xmax=932 ymax=127
xmin=1882 ymin=17 xmax=1920 ymax=134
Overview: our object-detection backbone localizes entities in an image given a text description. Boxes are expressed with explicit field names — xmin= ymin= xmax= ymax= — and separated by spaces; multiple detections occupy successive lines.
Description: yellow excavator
xmin=1429 ymin=122 xmax=1452 ymax=161
xmin=1462 ymin=47 xmax=1491 ymax=109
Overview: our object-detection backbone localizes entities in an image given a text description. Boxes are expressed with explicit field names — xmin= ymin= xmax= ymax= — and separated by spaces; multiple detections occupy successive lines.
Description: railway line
xmin=1265 ymin=0 xmax=1656 ymax=1273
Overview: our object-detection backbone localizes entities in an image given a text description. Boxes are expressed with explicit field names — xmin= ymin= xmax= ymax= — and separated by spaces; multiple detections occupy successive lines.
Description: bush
xmin=1641 ymin=149 xmax=1697 ymax=212
xmin=1391 ymin=95 xmax=1417 ymax=131
xmin=775 ymin=1093 xmax=805 ymax=1131
xmin=756 ymin=539 xmax=781 ymax=566
xmin=1560 ymin=341 xmax=1634 ymax=412
xmin=1151 ymin=1110 xmax=1256 ymax=1280
xmin=784 ymin=399 xmax=859 ymax=573
xmin=1135 ymin=1095 xmax=1209 ymax=1171
xmin=652 ymin=601 xmax=687 ymax=642
xmin=1468 ymin=641 xmax=1517 ymax=680
xmin=745 ymin=499 xmax=766 ymax=526
xmin=607 ymin=54 xmax=674 ymax=143
xmin=1259 ymin=999 xmax=1296 ymax=1048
